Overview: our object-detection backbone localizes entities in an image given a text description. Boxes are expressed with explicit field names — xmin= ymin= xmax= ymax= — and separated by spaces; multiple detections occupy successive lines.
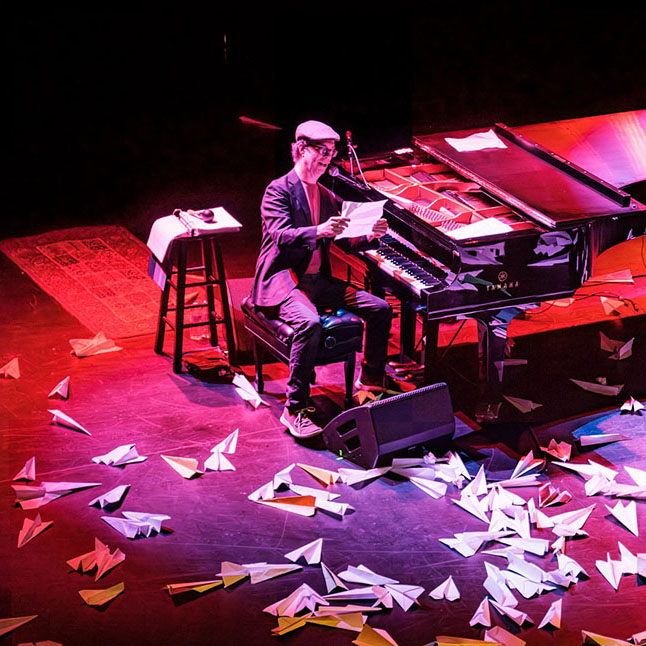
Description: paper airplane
xmin=385 ymin=584 xmax=424 ymax=611
xmin=78 ymin=581 xmax=124 ymax=606
xmin=67 ymin=538 xmax=125 ymax=580
xmin=204 ymin=450 xmax=235 ymax=471
xmin=218 ymin=561 xmax=301 ymax=586
xmin=232 ymin=372 xmax=269 ymax=408
xmin=48 ymin=409 xmax=91 ymax=435
xmin=338 ymin=564 xmax=399 ymax=586
xmin=263 ymin=582 xmax=328 ymax=616
xmin=625 ymin=466 xmax=646 ymax=487
xmin=600 ymin=296 xmax=626 ymax=316
xmin=48 ymin=376 xmax=70 ymax=399
xmin=163 ymin=580 xmax=222 ymax=595
xmin=13 ymin=457 xmax=36 ymax=481
xmin=503 ymin=395 xmax=542 ymax=413
xmin=0 ymin=615 xmax=38 ymax=637
xmin=288 ymin=483 xmax=340 ymax=501
xmin=570 ymin=378 xmax=624 ymax=397
xmin=483 ymin=486 xmax=526 ymax=513
xmin=440 ymin=530 xmax=513 ymax=558
xmin=313 ymin=497 xmax=352 ymax=518
xmin=554 ymin=460 xmax=618 ymax=481
xmin=462 ymin=465 xmax=487 ymax=497
xmin=453 ymin=494 xmax=490 ymax=523
xmin=88 ymin=484 xmax=130 ymax=509
xmin=590 ymin=269 xmax=634 ymax=284
xmin=548 ymin=504 xmax=596 ymax=531
xmin=621 ymin=397 xmax=645 ymax=414
xmin=285 ymin=538 xmax=323 ymax=565
xmin=556 ymin=553 xmax=588 ymax=579
xmin=596 ymin=553 xmax=623 ymax=590
xmin=69 ymin=331 xmax=122 ymax=357
xmin=510 ymin=451 xmax=544 ymax=479
xmin=352 ymin=624 xmax=398 ymax=646
xmin=579 ymin=432 xmax=629 ymax=446
xmin=618 ymin=542 xmax=638 ymax=575
xmin=211 ymin=428 xmax=238 ymax=454
xmin=321 ymin=562 xmax=348 ymax=593
xmin=605 ymin=500 xmax=638 ymax=535
xmin=484 ymin=626 xmax=526 ymax=646
xmin=248 ymin=481 xmax=275 ymax=502
xmin=433 ymin=638 xmax=503 ymax=646
xmin=13 ymin=481 xmax=101 ymax=510
xmin=537 ymin=598 xmax=561 ymax=629
xmin=409 ymin=477 xmax=448 ymax=499
xmin=483 ymin=562 xmax=518 ymax=607
xmin=273 ymin=463 xmax=296 ymax=489
xmin=0 ymin=357 xmax=20 ymax=379
xmin=338 ymin=466 xmax=390 ymax=486
xmin=298 ymin=463 xmax=340 ymax=486
xmin=256 ymin=495 xmax=317 ymax=517
xmin=582 ymin=631 xmax=634 ymax=646
xmin=539 ymin=483 xmax=572 ymax=507
xmin=498 ymin=537 xmax=548 ymax=556
xmin=270 ymin=616 xmax=308 ymax=637
xmin=102 ymin=511 xmax=170 ymax=539
xmin=602 ymin=334 xmax=634 ymax=360
xmin=469 ymin=597 xmax=492 ymax=627
xmin=305 ymin=611 xmax=366 ymax=632
xmin=429 ymin=575 xmax=460 ymax=601
xmin=489 ymin=599 xmax=533 ymax=626
xmin=93 ymin=444 xmax=147 ymax=467
xmin=161 ymin=454 xmax=202 ymax=479
xmin=17 ymin=514 xmax=53 ymax=548
xmin=540 ymin=439 xmax=572 ymax=461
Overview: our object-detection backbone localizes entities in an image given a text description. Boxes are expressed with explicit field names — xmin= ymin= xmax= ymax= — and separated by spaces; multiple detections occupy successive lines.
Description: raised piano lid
xmin=414 ymin=117 xmax=645 ymax=229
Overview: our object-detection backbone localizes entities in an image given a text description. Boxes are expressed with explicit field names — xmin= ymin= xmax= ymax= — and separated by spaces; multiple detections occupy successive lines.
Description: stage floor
xmin=1 ymin=238 xmax=646 ymax=646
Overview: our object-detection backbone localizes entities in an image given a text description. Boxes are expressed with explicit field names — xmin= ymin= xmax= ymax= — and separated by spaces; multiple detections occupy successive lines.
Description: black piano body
xmin=323 ymin=112 xmax=646 ymax=391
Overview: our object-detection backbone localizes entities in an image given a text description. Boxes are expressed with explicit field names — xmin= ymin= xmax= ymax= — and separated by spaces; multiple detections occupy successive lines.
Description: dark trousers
xmin=278 ymin=274 xmax=392 ymax=411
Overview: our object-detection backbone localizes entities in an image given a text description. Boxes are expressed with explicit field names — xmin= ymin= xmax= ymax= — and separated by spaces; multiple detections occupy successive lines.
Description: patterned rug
xmin=0 ymin=225 xmax=160 ymax=338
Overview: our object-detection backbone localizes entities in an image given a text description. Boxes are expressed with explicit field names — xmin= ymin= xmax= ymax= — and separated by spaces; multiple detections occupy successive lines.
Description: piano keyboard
xmin=363 ymin=230 xmax=446 ymax=297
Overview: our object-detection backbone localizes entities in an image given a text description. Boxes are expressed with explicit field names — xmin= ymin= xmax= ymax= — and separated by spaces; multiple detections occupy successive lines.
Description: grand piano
xmin=323 ymin=111 xmax=646 ymax=394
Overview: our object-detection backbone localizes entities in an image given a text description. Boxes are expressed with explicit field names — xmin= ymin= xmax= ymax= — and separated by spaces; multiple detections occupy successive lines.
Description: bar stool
xmin=240 ymin=296 xmax=364 ymax=408
xmin=155 ymin=234 xmax=235 ymax=373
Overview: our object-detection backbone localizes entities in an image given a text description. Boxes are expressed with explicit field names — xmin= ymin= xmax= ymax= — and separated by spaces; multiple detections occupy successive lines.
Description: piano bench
xmin=240 ymin=296 xmax=364 ymax=408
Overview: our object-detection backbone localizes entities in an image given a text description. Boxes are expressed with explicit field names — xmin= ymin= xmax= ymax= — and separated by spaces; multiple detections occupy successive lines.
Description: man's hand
xmin=367 ymin=218 xmax=388 ymax=241
xmin=317 ymin=215 xmax=350 ymax=238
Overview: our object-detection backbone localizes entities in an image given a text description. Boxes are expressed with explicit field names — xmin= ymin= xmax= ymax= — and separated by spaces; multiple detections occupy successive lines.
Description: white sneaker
xmin=280 ymin=406 xmax=323 ymax=438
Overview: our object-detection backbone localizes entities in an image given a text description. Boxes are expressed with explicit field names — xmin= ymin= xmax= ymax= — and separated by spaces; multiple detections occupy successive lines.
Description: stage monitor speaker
xmin=323 ymin=382 xmax=455 ymax=469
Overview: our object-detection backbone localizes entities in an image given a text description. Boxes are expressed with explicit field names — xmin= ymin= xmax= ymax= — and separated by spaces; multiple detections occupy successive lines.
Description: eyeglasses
xmin=306 ymin=142 xmax=337 ymax=158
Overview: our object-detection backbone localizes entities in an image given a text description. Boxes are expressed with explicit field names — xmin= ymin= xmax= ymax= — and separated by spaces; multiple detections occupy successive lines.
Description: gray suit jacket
xmin=251 ymin=168 xmax=375 ymax=307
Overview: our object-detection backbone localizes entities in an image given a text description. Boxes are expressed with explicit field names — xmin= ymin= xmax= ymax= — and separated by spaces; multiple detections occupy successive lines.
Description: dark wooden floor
xmin=1 ymin=239 xmax=646 ymax=646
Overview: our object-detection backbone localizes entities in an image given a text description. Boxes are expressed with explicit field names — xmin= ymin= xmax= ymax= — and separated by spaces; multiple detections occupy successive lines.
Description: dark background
xmin=4 ymin=8 xmax=646 ymax=244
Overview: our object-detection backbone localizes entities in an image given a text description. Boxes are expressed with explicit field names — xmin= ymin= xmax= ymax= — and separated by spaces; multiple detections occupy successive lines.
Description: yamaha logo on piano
xmin=486 ymin=273 xmax=519 ymax=292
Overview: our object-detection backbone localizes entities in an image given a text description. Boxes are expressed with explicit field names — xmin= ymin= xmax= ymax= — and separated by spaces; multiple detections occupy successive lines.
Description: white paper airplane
xmin=483 ymin=486 xmax=526 ymax=512
xmin=13 ymin=457 xmax=36 ymax=481
xmin=605 ymin=500 xmax=638 ymax=535
xmin=625 ymin=466 xmax=646 ymax=487
xmin=248 ymin=481 xmax=275 ymax=502
xmin=232 ymin=372 xmax=269 ymax=408
xmin=539 ymin=483 xmax=572 ymax=507
xmin=570 ymin=378 xmax=624 ymax=397
xmin=618 ymin=542 xmax=638 ymax=575
xmin=503 ymin=395 xmax=543 ymax=413
xmin=600 ymin=296 xmax=626 ymax=316
xmin=621 ymin=397 xmax=645 ymax=414
xmin=489 ymin=599 xmax=533 ymax=626
xmin=102 ymin=511 xmax=170 ymax=539
xmin=429 ymin=575 xmax=460 ymax=601
xmin=556 ymin=553 xmax=588 ymax=579
xmin=590 ymin=269 xmax=634 ymax=284
xmin=409 ymin=477 xmax=448 ymax=499
xmin=338 ymin=564 xmax=399 ymax=586
xmin=48 ymin=376 xmax=70 ymax=399
xmin=321 ymin=562 xmax=347 ymax=593
xmin=469 ymin=597 xmax=492 ymax=627
xmin=462 ymin=465 xmax=487 ymax=497
xmin=338 ymin=466 xmax=390 ymax=486
xmin=88 ymin=484 xmax=130 ymax=509
xmin=273 ymin=463 xmax=296 ymax=489
xmin=204 ymin=450 xmax=235 ymax=471
xmin=69 ymin=331 xmax=122 ymax=357
xmin=67 ymin=537 xmax=125 ymax=581
xmin=256 ymin=495 xmax=317 ymax=517
xmin=596 ymin=553 xmax=623 ymax=590
xmin=48 ymin=409 xmax=91 ymax=435
xmin=93 ymin=443 xmax=147 ymax=467
xmin=314 ymin=498 xmax=354 ymax=518
xmin=223 ymin=562 xmax=302 ymax=585
xmin=211 ymin=428 xmax=238 ymax=454
xmin=285 ymin=538 xmax=323 ymax=565
xmin=483 ymin=562 xmax=518 ymax=607
xmin=453 ymin=494 xmax=490 ymax=523
xmin=0 ymin=357 xmax=20 ymax=379
xmin=385 ymin=583 xmax=424 ymax=611
xmin=263 ymin=583 xmax=328 ymax=616
xmin=510 ymin=451 xmax=544 ymax=479
xmin=17 ymin=514 xmax=53 ymax=548
xmin=13 ymin=481 xmax=101 ymax=510
xmin=579 ymin=433 xmax=629 ymax=446
xmin=498 ymin=537 xmax=549 ymax=556
xmin=554 ymin=460 xmax=618 ymax=481
xmin=161 ymin=454 xmax=202 ymax=479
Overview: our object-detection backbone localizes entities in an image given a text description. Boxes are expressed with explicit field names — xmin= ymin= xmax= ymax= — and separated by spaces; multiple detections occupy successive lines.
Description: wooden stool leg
xmin=253 ymin=341 xmax=264 ymax=393
xmin=344 ymin=353 xmax=356 ymax=408
xmin=173 ymin=244 xmax=187 ymax=373
xmin=202 ymin=238 xmax=219 ymax=348
xmin=211 ymin=238 xmax=237 ymax=363
xmin=155 ymin=276 xmax=171 ymax=355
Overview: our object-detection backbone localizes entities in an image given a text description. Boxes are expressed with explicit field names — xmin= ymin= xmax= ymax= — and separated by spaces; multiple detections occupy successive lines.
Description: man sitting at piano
xmin=251 ymin=120 xmax=395 ymax=439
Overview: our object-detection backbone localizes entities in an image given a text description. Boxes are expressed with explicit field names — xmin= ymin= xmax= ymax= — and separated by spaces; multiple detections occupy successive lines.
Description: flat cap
xmin=295 ymin=120 xmax=340 ymax=142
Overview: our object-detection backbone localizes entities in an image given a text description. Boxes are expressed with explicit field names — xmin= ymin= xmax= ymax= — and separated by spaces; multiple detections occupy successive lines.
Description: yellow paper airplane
xmin=163 ymin=580 xmax=222 ymax=595
xmin=297 ymin=463 xmax=340 ymax=486
xmin=78 ymin=581 xmax=124 ymax=606
xmin=0 ymin=615 xmax=38 ymax=637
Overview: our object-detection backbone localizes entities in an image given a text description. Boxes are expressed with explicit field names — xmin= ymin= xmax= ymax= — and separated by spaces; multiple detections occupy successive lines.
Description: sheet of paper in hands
xmin=336 ymin=200 xmax=386 ymax=240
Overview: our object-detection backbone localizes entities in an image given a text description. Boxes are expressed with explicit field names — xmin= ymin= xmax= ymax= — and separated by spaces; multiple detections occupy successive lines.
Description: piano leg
xmin=474 ymin=315 xmax=506 ymax=390
xmin=399 ymin=300 xmax=417 ymax=362
xmin=422 ymin=320 xmax=440 ymax=384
